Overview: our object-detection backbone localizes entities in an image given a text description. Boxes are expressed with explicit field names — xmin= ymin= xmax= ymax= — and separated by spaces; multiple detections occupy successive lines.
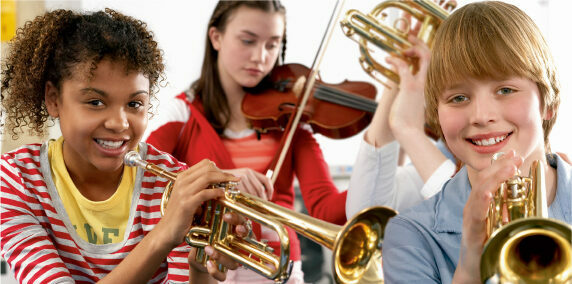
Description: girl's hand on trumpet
xmin=453 ymin=150 xmax=523 ymax=283
xmin=189 ymin=212 xmax=251 ymax=282
xmin=154 ymin=159 xmax=240 ymax=249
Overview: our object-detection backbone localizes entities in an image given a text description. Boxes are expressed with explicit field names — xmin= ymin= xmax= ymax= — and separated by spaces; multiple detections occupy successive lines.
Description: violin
xmin=240 ymin=0 xmax=436 ymax=183
xmin=241 ymin=63 xmax=377 ymax=139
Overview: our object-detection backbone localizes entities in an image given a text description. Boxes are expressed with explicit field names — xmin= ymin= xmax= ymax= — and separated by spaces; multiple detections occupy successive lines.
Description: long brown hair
xmin=191 ymin=0 xmax=287 ymax=134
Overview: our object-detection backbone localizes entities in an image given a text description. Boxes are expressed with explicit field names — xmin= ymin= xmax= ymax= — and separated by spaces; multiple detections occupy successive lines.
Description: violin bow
xmin=267 ymin=0 xmax=347 ymax=184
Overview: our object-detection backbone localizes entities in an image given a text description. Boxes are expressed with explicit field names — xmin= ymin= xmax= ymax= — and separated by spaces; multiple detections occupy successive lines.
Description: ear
xmin=543 ymin=106 xmax=555 ymax=121
xmin=208 ymin=26 xmax=222 ymax=51
xmin=45 ymin=81 xmax=60 ymax=118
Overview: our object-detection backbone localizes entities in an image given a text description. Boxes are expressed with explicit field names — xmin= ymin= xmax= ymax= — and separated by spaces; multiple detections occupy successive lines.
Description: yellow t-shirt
xmin=49 ymin=137 xmax=135 ymax=244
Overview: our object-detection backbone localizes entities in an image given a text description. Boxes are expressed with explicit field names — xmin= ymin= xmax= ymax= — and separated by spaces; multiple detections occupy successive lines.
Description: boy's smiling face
xmin=438 ymin=76 xmax=550 ymax=172
xmin=46 ymin=58 xmax=150 ymax=176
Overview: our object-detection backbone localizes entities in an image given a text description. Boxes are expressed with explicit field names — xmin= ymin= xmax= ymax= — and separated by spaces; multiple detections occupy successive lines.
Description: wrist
xmin=452 ymin=267 xmax=480 ymax=284
xmin=364 ymin=128 xmax=394 ymax=148
xmin=454 ymin=246 xmax=483 ymax=284
xmin=151 ymin=219 xmax=184 ymax=249
xmin=392 ymin=125 xmax=427 ymax=143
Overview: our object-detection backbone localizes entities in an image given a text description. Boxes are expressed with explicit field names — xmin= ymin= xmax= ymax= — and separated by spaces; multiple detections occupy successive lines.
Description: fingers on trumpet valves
xmin=188 ymin=247 xmax=210 ymax=273
xmin=466 ymin=151 xmax=522 ymax=219
xmin=223 ymin=212 xmax=253 ymax=238
xmin=187 ymin=247 xmax=235 ymax=282
xmin=206 ymin=260 xmax=227 ymax=281
xmin=179 ymin=159 xmax=239 ymax=187
xmin=205 ymin=246 xmax=239 ymax=271
xmin=239 ymin=219 xmax=254 ymax=239
xmin=489 ymin=151 xmax=523 ymax=177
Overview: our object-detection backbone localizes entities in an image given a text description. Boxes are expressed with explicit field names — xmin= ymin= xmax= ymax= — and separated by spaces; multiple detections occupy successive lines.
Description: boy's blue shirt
xmin=382 ymin=154 xmax=572 ymax=283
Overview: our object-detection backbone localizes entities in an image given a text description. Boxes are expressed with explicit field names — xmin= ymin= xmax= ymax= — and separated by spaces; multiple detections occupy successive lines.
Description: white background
xmin=45 ymin=0 xmax=572 ymax=166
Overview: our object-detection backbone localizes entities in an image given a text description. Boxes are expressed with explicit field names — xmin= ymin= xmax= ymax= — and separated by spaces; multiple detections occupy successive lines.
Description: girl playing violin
xmin=0 ymin=8 xmax=243 ymax=283
xmin=145 ymin=1 xmax=347 ymax=283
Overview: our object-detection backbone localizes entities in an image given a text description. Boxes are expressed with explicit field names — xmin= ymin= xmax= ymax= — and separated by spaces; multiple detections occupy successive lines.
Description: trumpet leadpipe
xmin=124 ymin=151 xmax=178 ymax=181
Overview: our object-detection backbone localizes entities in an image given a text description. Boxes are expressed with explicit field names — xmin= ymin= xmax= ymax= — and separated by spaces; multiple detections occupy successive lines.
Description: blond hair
xmin=425 ymin=1 xmax=560 ymax=150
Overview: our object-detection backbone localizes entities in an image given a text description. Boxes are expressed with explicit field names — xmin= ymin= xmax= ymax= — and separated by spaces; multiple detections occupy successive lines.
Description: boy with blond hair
xmin=382 ymin=2 xmax=571 ymax=283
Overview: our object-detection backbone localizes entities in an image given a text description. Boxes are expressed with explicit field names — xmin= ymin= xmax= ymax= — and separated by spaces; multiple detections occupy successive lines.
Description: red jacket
xmin=146 ymin=91 xmax=347 ymax=260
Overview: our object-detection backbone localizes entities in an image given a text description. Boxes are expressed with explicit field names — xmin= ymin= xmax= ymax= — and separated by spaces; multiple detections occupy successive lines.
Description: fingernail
xmin=205 ymin=246 xmax=214 ymax=256
xmin=207 ymin=260 xmax=214 ymax=269
xmin=492 ymin=152 xmax=505 ymax=162
xmin=486 ymin=192 xmax=493 ymax=200
xmin=513 ymin=155 xmax=522 ymax=161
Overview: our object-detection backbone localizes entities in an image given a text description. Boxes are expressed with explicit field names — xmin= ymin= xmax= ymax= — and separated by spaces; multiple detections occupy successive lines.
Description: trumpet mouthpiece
xmin=124 ymin=151 xmax=141 ymax=167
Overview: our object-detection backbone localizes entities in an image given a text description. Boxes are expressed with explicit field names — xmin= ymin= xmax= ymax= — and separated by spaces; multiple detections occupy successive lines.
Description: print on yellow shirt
xmin=73 ymin=224 xmax=120 ymax=244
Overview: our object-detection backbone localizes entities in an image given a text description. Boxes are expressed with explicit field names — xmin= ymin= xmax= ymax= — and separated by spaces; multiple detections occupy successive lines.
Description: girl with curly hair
xmin=1 ymin=8 xmax=243 ymax=283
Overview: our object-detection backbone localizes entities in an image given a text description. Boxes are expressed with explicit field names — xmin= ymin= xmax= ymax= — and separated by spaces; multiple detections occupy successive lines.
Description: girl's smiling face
xmin=438 ymin=76 xmax=550 ymax=173
xmin=46 ymin=58 xmax=150 ymax=176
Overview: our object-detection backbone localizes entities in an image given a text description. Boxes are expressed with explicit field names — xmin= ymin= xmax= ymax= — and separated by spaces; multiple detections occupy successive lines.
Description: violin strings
xmin=313 ymin=85 xmax=377 ymax=113
xmin=315 ymin=87 xmax=374 ymax=112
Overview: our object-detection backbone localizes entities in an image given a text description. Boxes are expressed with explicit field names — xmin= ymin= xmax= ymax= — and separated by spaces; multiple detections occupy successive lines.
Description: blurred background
xmin=1 ymin=0 xmax=570 ymax=283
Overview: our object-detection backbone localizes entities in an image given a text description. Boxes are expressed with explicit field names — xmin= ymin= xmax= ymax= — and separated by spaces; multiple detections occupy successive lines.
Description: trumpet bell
xmin=481 ymin=218 xmax=572 ymax=283
xmin=481 ymin=158 xmax=572 ymax=283
xmin=333 ymin=206 xmax=395 ymax=283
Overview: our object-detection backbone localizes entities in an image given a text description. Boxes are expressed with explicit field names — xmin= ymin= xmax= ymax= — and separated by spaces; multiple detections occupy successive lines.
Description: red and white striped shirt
xmin=1 ymin=142 xmax=191 ymax=283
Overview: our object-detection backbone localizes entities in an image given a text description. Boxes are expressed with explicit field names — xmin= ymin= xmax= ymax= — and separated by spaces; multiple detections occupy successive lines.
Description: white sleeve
xmin=346 ymin=140 xmax=424 ymax=217
xmin=346 ymin=137 xmax=458 ymax=218
xmin=420 ymin=159 xmax=456 ymax=199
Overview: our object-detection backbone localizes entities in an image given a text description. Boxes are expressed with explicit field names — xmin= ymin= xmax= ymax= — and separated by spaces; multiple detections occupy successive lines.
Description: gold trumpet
xmin=481 ymin=157 xmax=571 ymax=283
xmin=124 ymin=151 xmax=397 ymax=284
xmin=340 ymin=0 xmax=455 ymax=89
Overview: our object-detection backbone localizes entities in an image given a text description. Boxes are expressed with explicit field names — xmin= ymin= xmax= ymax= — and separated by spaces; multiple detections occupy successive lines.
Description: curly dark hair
xmin=1 ymin=8 xmax=165 ymax=139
